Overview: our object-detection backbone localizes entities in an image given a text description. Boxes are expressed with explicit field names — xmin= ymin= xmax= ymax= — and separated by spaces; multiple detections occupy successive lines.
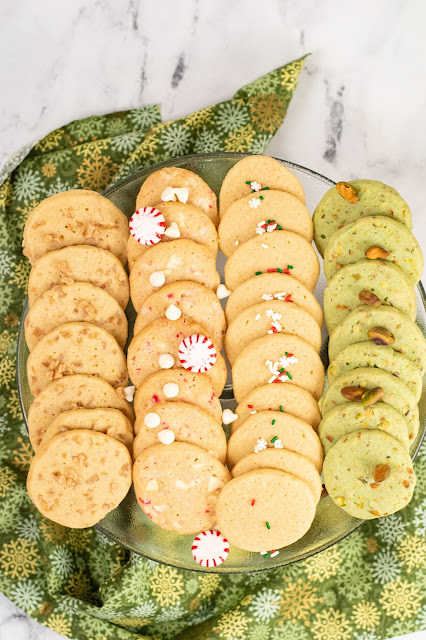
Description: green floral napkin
xmin=0 ymin=54 xmax=425 ymax=640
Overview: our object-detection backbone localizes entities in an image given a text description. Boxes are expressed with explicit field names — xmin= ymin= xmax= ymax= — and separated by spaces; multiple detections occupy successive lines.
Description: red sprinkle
xmin=251 ymin=499 xmax=256 ymax=506
xmin=271 ymin=326 xmax=278 ymax=333
xmin=247 ymin=404 xmax=254 ymax=409
xmin=152 ymin=394 xmax=160 ymax=403
xmin=167 ymin=293 xmax=174 ymax=298
xmin=267 ymin=268 xmax=278 ymax=273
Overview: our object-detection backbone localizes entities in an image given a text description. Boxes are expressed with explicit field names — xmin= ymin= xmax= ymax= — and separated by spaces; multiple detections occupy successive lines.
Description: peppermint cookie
xmin=28 ymin=374 xmax=134 ymax=450
xmin=216 ymin=469 xmax=316 ymax=552
xmin=218 ymin=190 xmax=313 ymax=257
xmin=323 ymin=216 xmax=423 ymax=283
xmin=27 ymin=322 xmax=128 ymax=396
xmin=324 ymin=259 xmax=416 ymax=332
xmin=23 ymin=189 xmax=129 ymax=265
xmin=224 ymin=231 xmax=320 ymax=292
xmin=219 ymin=155 xmax=305 ymax=217
xmin=232 ymin=334 xmax=324 ymax=403
xmin=132 ymin=402 xmax=226 ymax=463
xmin=28 ymin=245 xmax=129 ymax=309
xmin=313 ymin=180 xmax=412 ymax=257
xmin=136 ymin=167 xmax=218 ymax=226
xmin=225 ymin=272 xmax=323 ymax=327
xmin=134 ymin=281 xmax=226 ymax=349
xmin=25 ymin=282 xmax=128 ymax=351
xmin=27 ymin=429 xmax=132 ymax=528
xmin=133 ymin=442 xmax=231 ymax=534
xmin=225 ymin=301 xmax=321 ymax=366
xmin=129 ymin=239 xmax=220 ymax=312
xmin=323 ymin=430 xmax=416 ymax=519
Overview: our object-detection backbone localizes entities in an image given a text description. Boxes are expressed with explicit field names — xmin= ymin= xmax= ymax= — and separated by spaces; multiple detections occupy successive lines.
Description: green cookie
xmin=319 ymin=402 xmax=409 ymax=455
xmin=328 ymin=341 xmax=422 ymax=402
xmin=324 ymin=259 xmax=416 ymax=332
xmin=323 ymin=216 xmax=423 ymax=283
xmin=313 ymin=179 xmax=412 ymax=257
xmin=328 ymin=305 xmax=426 ymax=375
xmin=323 ymin=429 xmax=416 ymax=519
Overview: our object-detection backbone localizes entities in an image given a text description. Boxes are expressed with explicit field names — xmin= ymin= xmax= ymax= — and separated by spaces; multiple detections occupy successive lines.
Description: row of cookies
xmin=314 ymin=180 xmax=424 ymax=519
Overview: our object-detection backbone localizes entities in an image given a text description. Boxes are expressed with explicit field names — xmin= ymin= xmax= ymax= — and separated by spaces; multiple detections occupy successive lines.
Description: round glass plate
xmin=17 ymin=152 xmax=426 ymax=573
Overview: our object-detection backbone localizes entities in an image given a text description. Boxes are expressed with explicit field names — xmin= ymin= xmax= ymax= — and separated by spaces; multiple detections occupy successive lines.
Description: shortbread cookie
xmin=216 ymin=469 xmax=316 ymax=552
xmin=232 ymin=449 xmax=322 ymax=503
xmin=225 ymin=301 xmax=321 ymax=366
xmin=27 ymin=322 xmax=128 ymax=396
xmin=27 ymin=429 xmax=132 ymax=528
xmin=324 ymin=259 xmax=416 ymax=332
xmin=323 ymin=430 xmax=416 ymax=519
xmin=313 ymin=180 xmax=412 ymax=256
xmin=225 ymin=272 xmax=323 ymax=327
xmin=133 ymin=402 xmax=226 ymax=463
xmin=232 ymin=334 xmax=324 ymax=403
xmin=127 ymin=317 xmax=226 ymax=395
xmin=218 ymin=190 xmax=312 ymax=257
xmin=127 ymin=201 xmax=218 ymax=268
xmin=40 ymin=408 xmax=134 ymax=452
xmin=231 ymin=384 xmax=321 ymax=434
xmin=219 ymin=155 xmax=305 ymax=217
xmin=25 ymin=282 xmax=128 ymax=351
xmin=136 ymin=167 xmax=218 ymax=226
xmin=134 ymin=281 xmax=226 ymax=349
xmin=133 ymin=442 xmax=230 ymax=534
xmin=28 ymin=245 xmax=129 ymax=309
xmin=130 ymin=239 xmax=220 ymax=312
xmin=319 ymin=402 xmax=410 ymax=455
xmin=328 ymin=306 xmax=426 ymax=375
xmin=323 ymin=216 xmax=423 ymax=283
xmin=28 ymin=374 xmax=134 ymax=450
xmin=134 ymin=370 xmax=222 ymax=428
xmin=225 ymin=231 xmax=320 ymax=292
xmin=23 ymin=189 xmax=129 ymax=265
xmin=226 ymin=411 xmax=323 ymax=471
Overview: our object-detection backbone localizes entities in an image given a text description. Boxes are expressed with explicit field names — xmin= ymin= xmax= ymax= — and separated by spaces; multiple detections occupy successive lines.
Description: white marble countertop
xmin=1 ymin=0 xmax=426 ymax=638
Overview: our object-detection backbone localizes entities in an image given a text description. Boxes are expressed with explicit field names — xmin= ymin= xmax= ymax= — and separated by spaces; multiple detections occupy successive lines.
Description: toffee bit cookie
xmin=313 ymin=180 xmax=412 ymax=257
xmin=130 ymin=239 xmax=220 ymax=312
xmin=127 ymin=317 xmax=226 ymax=395
xmin=232 ymin=449 xmax=322 ymax=503
xmin=218 ymin=190 xmax=312 ymax=257
xmin=225 ymin=272 xmax=323 ymax=327
xmin=134 ymin=281 xmax=226 ymax=350
xmin=25 ymin=282 xmax=128 ymax=351
xmin=225 ymin=301 xmax=321 ymax=366
xmin=27 ymin=322 xmax=128 ymax=396
xmin=319 ymin=402 xmax=409 ymax=455
xmin=23 ymin=189 xmax=129 ymax=265
xmin=28 ymin=374 xmax=134 ymax=451
xmin=27 ymin=429 xmax=132 ymax=528
xmin=133 ymin=402 xmax=226 ymax=463
xmin=324 ymin=259 xmax=416 ymax=332
xmin=323 ymin=216 xmax=423 ymax=283
xmin=216 ymin=469 xmax=316 ymax=552
xmin=136 ymin=167 xmax=218 ymax=226
xmin=226 ymin=411 xmax=323 ymax=472
xmin=232 ymin=334 xmax=324 ymax=403
xmin=134 ymin=370 xmax=221 ymax=429
xmin=133 ymin=442 xmax=231 ymax=534
xmin=323 ymin=430 xmax=416 ymax=519
xmin=328 ymin=305 xmax=426 ymax=375
xmin=219 ymin=155 xmax=305 ymax=217
xmin=231 ymin=384 xmax=321 ymax=434
xmin=40 ymin=408 xmax=134 ymax=452
xmin=224 ymin=231 xmax=320 ymax=293
xmin=28 ymin=245 xmax=129 ymax=309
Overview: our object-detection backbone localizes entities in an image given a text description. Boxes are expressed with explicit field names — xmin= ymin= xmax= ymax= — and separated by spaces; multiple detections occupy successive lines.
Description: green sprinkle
xmin=263 ymin=186 xmax=270 ymax=190
xmin=287 ymin=265 xmax=294 ymax=269
xmin=286 ymin=372 xmax=293 ymax=380
xmin=255 ymin=271 xmax=262 ymax=275
xmin=277 ymin=224 xmax=283 ymax=230
xmin=271 ymin=435 xmax=278 ymax=442
xmin=279 ymin=405 xmax=284 ymax=412
xmin=259 ymin=195 xmax=264 ymax=200
xmin=266 ymin=521 xmax=271 ymax=529
xmin=276 ymin=268 xmax=283 ymax=273
xmin=279 ymin=368 xmax=285 ymax=373
xmin=285 ymin=352 xmax=288 ymax=356
xmin=261 ymin=551 xmax=269 ymax=557
xmin=272 ymin=420 xmax=276 ymax=426
xmin=245 ymin=181 xmax=252 ymax=185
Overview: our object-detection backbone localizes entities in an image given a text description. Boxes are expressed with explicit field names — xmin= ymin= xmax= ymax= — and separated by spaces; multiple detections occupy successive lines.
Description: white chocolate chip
xmin=146 ymin=479 xmax=158 ymax=491
xmin=235 ymin=240 xmax=239 ymax=246
xmin=123 ymin=385 xmax=135 ymax=402
xmin=208 ymin=475 xmax=224 ymax=492
xmin=222 ymin=408 xmax=238 ymax=425
xmin=216 ymin=284 xmax=232 ymax=300
xmin=157 ymin=429 xmax=175 ymax=445
xmin=160 ymin=186 xmax=189 ymax=204
xmin=163 ymin=221 xmax=181 ymax=238
xmin=255 ymin=313 xmax=261 ymax=320
xmin=144 ymin=412 xmax=161 ymax=429
xmin=165 ymin=304 xmax=182 ymax=321
xmin=261 ymin=243 xmax=268 ymax=249
xmin=163 ymin=382 xmax=179 ymax=398
xmin=175 ymin=479 xmax=188 ymax=489
xmin=161 ymin=186 xmax=176 ymax=202
xmin=173 ymin=187 xmax=188 ymax=203
xmin=159 ymin=353 xmax=174 ymax=369
xmin=149 ymin=270 xmax=166 ymax=287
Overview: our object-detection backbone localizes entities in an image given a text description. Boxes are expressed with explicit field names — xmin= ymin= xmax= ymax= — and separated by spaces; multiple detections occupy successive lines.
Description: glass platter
xmin=16 ymin=152 xmax=426 ymax=573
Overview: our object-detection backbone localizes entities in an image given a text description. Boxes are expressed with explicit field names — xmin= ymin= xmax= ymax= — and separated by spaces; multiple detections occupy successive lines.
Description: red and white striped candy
xmin=178 ymin=334 xmax=217 ymax=373
xmin=129 ymin=207 xmax=166 ymax=245
xmin=191 ymin=530 xmax=229 ymax=567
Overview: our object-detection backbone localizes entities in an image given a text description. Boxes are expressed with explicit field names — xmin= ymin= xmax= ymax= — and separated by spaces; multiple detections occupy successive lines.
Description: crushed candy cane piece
xmin=157 ymin=429 xmax=175 ymax=445
xmin=123 ymin=385 xmax=135 ymax=402
xmin=216 ymin=284 xmax=232 ymax=300
xmin=222 ymin=409 xmax=238 ymax=425
xmin=165 ymin=304 xmax=182 ymax=321
xmin=178 ymin=334 xmax=217 ymax=373
xmin=164 ymin=221 xmax=180 ymax=238
xmin=191 ymin=530 xmax=229 ymax=567
xmin=254 ymin=437 xmax=268 ymax=453
xmin=129 ymin=207 xmax=166 ymax=245
xmin=159 ymin=353 xmax=174 ymax=369
xmin=146 ymin=479 xmax=159 ymax=491
xmin=163 ymin=382 xmax=179 ymax=398
xmin=149 ymin=270 xmax=166 ymax=287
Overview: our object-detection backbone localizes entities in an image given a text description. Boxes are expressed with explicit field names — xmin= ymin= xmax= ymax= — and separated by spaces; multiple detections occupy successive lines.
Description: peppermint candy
xmin=191 ymin=530 xmax=229 ymax=567
xmin=178 ymin=334 xmax=217 ymax=373
xmin=129 ymin=207 xmax=166 ymax=245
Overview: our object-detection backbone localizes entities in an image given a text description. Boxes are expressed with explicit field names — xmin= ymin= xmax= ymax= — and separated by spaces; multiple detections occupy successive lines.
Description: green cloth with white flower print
xmin=0 ymin=53 xmax=425 ymax=640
